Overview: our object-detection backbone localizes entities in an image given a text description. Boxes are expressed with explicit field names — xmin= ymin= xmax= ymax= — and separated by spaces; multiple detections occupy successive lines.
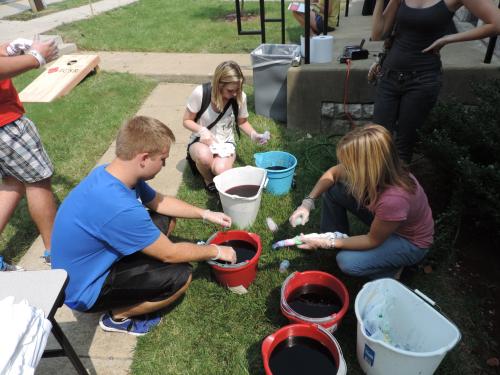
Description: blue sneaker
xmin=0 ymin=256 xmax=24 ymax=272
xmin=41 ymin=250 xmax=51 ymax=266
xmin=99 ymin=312 xmax=162 ymax=336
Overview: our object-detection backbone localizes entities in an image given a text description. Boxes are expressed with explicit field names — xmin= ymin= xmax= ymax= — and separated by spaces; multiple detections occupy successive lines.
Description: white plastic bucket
xmin=213 ymin=166 xmax=267 ymax=228
xmin=354 ymin=278 xmax=461 ymax=375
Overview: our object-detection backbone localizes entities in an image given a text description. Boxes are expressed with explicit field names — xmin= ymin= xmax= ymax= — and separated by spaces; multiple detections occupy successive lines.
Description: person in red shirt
xmin=0 ymin=39 xmax=58 ymax=267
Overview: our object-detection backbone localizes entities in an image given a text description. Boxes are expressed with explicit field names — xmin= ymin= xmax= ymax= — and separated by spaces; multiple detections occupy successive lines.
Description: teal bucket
xmin=254 ymin=151 xmax=297 ymax=195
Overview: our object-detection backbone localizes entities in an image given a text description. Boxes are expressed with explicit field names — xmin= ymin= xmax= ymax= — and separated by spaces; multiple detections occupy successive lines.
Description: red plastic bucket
xmin=262 ymin=323 xmax=347 ymax=374
xmin=280 ymin=271 xmax=349 ymax=332
xmin=207 ymin=230 xmax=262 ymax=289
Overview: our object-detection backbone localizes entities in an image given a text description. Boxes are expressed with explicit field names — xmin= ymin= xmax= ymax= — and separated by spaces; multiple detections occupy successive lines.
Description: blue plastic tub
xmin=254 ymin=151 xmax=297 ymax=195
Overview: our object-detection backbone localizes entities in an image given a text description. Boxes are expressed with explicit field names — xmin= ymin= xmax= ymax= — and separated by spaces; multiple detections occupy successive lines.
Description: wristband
xmin=210 ymin=244 xmax=221 ymax=261
xmin=27 ymin=49 xmax=46 ymax=67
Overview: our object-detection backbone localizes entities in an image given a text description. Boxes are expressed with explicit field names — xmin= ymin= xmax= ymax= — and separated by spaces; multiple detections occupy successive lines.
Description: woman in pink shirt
xmin=289 ymin=124 xmax=433 ymax=279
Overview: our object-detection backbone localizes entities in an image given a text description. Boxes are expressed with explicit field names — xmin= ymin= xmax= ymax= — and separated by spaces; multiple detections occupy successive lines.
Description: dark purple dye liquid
xmin=287 ymin=284 xmax=342 ymax=318
xmin=212 ymin=240 xmax=256 ymax=265
xmin=225 ymin=184 xmax=260 ymax=198
xmin=266 ymin=165 xmax=287 ymax=171
xmin=269 ymin=336 xmax=338 ymax=375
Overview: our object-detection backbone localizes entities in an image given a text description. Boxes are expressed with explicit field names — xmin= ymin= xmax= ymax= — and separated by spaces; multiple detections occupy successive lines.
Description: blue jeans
xmin=373 ymin=68 xmax=443 ymax=163
xmin=321 ymin=182 xmax=428 ymax=279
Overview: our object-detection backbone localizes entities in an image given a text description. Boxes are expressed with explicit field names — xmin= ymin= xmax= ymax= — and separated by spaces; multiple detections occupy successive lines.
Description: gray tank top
xmin=383 ymin=0 xmax=455 ymax=72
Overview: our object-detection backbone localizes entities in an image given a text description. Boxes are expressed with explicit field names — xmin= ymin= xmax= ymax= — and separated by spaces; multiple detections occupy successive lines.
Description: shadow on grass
xmin=246 ymin=339 xmax=266 ymax=375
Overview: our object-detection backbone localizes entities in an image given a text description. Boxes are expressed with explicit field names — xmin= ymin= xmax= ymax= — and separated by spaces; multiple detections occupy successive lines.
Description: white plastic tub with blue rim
xmin=354 ymin=278 xmax=461 ymax=375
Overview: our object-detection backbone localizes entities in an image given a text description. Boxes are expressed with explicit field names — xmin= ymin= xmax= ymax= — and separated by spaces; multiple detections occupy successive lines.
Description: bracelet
xmin=27 ymin=49 xmax=46 ymax=67
xmin=329 ymin=237 xmax=336 ymax=249
xmin=202 ymin=209 xmax=210 ymax=222
xmin=210 ymin=244 xmax=221 ymax=261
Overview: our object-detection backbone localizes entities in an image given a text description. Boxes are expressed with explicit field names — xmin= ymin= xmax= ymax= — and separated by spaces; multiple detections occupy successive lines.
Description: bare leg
xmin=212 ymin=154 xmax=236 ymax=176
xmin=189 ymin=143 xmax=215 ymax=185
xmin=0 ymin=176 xmax=25 ymax=234
xmin=112 ymin=274 xmax=192 ymax=319
xmin=25 ymin=178 xmax=56 ymax=250
xmin=292 ymin=10 xmax=318 ymax=35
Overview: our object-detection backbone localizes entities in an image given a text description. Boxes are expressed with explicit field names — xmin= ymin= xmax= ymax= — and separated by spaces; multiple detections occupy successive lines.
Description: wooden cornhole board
xmin=19 ymin=54 xmax=100 ymax=103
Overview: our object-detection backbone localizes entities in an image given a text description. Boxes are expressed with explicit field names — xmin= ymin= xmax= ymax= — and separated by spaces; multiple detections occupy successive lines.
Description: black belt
xmin=386 ymin=70 xmax=418 ymax=82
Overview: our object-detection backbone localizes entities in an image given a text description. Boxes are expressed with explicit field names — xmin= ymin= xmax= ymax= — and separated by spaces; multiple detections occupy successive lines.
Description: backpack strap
xmin=194 ymin=82 xmax=212 ymax=123
xmin=231 ymin=99 xmax=241 ymax=138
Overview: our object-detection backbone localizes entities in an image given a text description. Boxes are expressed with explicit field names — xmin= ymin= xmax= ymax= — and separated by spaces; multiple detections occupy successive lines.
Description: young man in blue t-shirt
xmin=51 ymin=116 xmax=236 ymax=336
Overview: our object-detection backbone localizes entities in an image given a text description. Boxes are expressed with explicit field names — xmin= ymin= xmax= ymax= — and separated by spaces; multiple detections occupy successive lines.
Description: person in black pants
xmin=371 ymin=0 xmax=500 ymax=163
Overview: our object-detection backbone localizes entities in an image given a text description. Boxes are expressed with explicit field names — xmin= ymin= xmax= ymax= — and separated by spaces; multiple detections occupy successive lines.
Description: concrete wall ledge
xmin=287 ymin=41 xmax=500 ymax=132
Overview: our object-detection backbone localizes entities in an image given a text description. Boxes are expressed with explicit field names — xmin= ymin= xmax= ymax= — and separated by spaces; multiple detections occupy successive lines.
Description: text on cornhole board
xmin=19 ymin=55 xmax=100 ymax=103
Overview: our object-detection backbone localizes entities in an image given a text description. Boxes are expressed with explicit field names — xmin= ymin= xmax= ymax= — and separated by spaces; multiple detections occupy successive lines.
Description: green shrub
xmin=418 ymin=79 xmax=500 ymax=245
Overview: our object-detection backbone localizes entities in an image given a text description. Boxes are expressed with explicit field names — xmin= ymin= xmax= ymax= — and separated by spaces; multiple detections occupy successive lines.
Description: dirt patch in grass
xmin=222 ymin=12 xmax=259 ymax=22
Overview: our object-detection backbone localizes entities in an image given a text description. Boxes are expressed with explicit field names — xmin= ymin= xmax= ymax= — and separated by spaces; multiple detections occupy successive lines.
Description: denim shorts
xmin=0 ymin=116 xmax=53 ymax=183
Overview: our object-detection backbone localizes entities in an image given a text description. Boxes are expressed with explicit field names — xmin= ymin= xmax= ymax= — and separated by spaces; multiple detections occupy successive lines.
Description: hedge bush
xmin=418 ymin=79 xmax=500 ymax=247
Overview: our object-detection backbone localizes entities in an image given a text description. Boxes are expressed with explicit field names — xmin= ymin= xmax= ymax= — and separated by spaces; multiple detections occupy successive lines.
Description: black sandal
xmin=204 ymin=182 xmax=217 ymax=193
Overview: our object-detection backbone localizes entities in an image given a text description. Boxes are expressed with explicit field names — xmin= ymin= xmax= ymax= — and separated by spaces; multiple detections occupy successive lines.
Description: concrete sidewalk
xmin=96 ymin=51 xmax=253 ymax=83
xmin=0 ymin=0 xmax=66 ymax=19
xmin=0 ymin=0 xmax=138 ymax=43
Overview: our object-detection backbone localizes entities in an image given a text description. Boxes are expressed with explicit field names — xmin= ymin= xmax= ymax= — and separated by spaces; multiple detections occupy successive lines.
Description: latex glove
xmin=198 ymin=127 xmax=215 ymax=146
xmin=297 ymin=231 xmax=348 ymax=250
xmin=213 ymin=245 xmax=237 ymax=264
xmin=202 ymin=209 xmax=232 ymax=228
xmin=250 ymin=130 xmax=270 ymax=145
xmin=297 ymin=235 xmax=331 ymax=250
xmin=28 ymin=40 xmax=59 ymax=66
xmin=289 ymin=206 xmax=310 ymax=227
xmin=289 ymin=197 xmax=315 ymax=227
xmin=6 ymin=38 xmax=33 ymax=56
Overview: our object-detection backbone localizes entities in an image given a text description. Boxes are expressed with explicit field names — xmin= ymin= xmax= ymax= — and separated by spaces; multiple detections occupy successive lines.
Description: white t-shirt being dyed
xmin=186 ymin=84 xmax=249 ymax=144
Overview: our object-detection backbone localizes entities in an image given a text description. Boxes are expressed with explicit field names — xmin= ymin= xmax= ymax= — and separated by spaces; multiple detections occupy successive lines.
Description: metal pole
xmin=323 ymin=0 xmax=329 ymax=35
xmin=305 ymin=0 xmax=311 ymax=64
xmin=280 ymin=0 xmax=286 ymax=44
xmin=235 ymin=0 xmax=243 ymax=34
xmin=484 ymin=0 xmax=500 ymax=64
xmin=484 ymin=35 xmax=498 ymax=64
xmin=259 ymin=0 xmax=266 ymax=44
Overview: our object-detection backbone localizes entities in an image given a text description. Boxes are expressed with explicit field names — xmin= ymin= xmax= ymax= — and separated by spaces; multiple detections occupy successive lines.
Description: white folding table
xmin=0 ymin=269 xmax=87 ymax=374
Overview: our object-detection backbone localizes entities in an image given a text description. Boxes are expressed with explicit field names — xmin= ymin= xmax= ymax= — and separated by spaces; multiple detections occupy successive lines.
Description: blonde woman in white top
xmin=183 ymin=61 xmax=269 ymax=193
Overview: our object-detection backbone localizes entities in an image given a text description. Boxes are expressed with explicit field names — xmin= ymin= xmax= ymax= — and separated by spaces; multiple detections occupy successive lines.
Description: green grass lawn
xmin=0 ymin=71 xmax=155 ymax=263
xmin=5 ymin=0 xmax=92 ymax=21
xmin=54 ymin=0 xmax=304 ymax=53
xmin=3 ymin=0 xmax=493 ymax=371
xmin=131 ymin=89 xmax=484 ymax=375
